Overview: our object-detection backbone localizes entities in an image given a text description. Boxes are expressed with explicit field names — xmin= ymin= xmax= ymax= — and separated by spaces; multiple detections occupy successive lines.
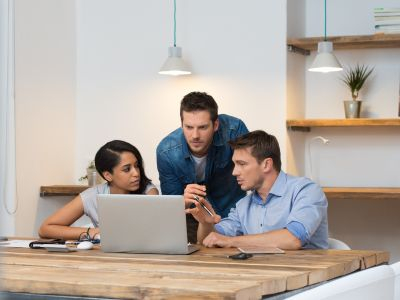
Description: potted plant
xmin=79 ymin=160 xmax=103 ymax=186
xmin=341 ymin=64 xmax=374 ymax=118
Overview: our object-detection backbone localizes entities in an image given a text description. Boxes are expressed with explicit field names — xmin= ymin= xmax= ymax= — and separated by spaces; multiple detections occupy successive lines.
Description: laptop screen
xmin=97 ymin=194 xmax=197 ymax=254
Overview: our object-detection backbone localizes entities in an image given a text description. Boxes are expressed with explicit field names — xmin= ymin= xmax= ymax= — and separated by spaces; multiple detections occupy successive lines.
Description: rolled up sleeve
xmin=286 ymin=182 xmax=328 ymax=245
xmin=286 ymin=221 xmax=308 ymax=245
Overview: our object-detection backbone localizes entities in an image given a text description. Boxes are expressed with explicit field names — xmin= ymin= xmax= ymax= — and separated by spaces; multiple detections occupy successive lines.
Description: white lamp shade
xmin=159 ymin=46 xmax=191 ymax=76
xmin=308 ymin=41 xmax=343 ymax=73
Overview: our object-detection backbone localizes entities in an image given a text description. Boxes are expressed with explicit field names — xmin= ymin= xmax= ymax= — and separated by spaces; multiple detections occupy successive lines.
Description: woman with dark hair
xmin=39 ymin=140 xmax=158 ymax=240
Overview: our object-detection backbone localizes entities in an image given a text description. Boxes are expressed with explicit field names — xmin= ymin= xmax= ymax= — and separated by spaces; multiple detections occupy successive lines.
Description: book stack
xmin=374 ymin=8 xmax=400 ymax=34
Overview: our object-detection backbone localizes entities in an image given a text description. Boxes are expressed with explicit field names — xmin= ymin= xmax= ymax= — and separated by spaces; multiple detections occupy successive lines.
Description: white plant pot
xmin=87 ymin=168 xmax=103 ymax=186
xmin=343 ymin=100 xmax=362 ymax=118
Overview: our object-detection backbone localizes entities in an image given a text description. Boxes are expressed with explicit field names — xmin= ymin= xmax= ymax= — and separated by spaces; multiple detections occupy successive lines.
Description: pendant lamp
xmin=159 ymin=0 xmax=191 ymax=76
xmin=308 ymin=0 xmax=342 ymax=73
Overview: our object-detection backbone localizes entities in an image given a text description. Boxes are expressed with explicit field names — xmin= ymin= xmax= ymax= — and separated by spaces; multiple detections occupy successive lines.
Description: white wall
xmin=287 ymin=0 xmax=400 ymax=262
xmin=75 ymin=0 xmax=288 ymax=183
xmin=0 ymin=0 xmax=16 ymax=235
xmin=305 ymin=0 xmax=400 ymax=37
xmin=14 ymin=1 xmax=288 ymax=236
xmin=304 ymin=0 xmax=400 ymax=186
xmin=303 ymin=1 xmax=400 ymax=187
xmin=15 ymin=0 xmax=76 ymax=236
xmin=287 ymin=0 xmax=306 ymax=176
xmin=15 ymin=0 xmax=398 ymax=264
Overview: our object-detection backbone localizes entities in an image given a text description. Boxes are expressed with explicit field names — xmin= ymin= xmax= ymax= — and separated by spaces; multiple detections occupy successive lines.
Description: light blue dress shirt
xmin=214 ymin=171 xmax=329 ymax=249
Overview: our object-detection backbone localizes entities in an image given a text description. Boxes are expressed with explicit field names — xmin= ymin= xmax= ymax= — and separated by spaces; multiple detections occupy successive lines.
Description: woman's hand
xmin=88 ymin=227 xmax=100 ymax=239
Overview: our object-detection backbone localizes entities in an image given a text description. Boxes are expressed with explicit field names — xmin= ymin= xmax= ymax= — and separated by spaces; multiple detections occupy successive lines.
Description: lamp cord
xmin=173 ymin=0 xmax=176 ymax=47
xmin=308 ymin=140 xmax=314 ymax=181
xmin=307 ymin=136 xmax=329 ymax=182
xmin=324 ymin=0 xmax=327 ymax=41
xmin=3 ymin=0 xmax=18 ymax=216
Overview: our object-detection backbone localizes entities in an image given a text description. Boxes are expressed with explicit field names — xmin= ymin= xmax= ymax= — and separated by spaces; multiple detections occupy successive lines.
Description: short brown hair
xmin=229 ymin=130 xmax=281 ymax=171
xmin=180 ymin=92 xmax=218 ymax=122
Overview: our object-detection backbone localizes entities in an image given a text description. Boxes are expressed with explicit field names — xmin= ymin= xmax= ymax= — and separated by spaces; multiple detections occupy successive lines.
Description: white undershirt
xmin=192 ymin=154 xmax=207 ymax=183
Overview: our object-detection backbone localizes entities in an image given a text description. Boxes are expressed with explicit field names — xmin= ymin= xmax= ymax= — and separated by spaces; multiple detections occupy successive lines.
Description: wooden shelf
xmin=40 ymin=185 xmax=89 ymax=197
xmin=287 ymin=118 xmax=400 ymax=131
xmin=287 ymin=33 xmax=400 ymax=54
xmin=40 ymin=185 xmax=400 ymax=201
xmin=323 ymin=187 xmax=400 ymax=200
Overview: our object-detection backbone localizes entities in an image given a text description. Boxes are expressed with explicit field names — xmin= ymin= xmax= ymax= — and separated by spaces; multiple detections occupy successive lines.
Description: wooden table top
xmin=0 ymin=246 xmax=389 ymax=299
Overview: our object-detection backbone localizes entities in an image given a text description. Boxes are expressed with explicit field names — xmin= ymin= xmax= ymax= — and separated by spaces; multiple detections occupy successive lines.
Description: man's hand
xmin=185 ymin=196 xmax=221 ymax=224
xmin=183 ymin=184 xmax=207 ymax=208
xmin=202 ymin=232 xmax=233 ymax=248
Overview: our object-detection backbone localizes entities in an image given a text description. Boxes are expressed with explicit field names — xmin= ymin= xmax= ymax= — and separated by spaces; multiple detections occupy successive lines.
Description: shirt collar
xmin=269 ymin=171 xmax=287 ymax=197
xmin=252 ymin=171 xmax=287 ymax=203
xmin=181 ymin=133 xmax=192 ymax=159
xmin=211 ymin=125 xmax=224 ymax=147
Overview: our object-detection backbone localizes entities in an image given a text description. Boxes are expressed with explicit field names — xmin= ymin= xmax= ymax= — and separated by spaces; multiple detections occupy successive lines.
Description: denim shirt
xmin=215 ymin=171 xmax=329 ymax=249
xmin=156 ymin=114 xmax=249 ymax=217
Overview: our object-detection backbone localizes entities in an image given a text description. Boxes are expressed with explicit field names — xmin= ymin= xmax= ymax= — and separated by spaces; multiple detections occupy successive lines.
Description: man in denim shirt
xmin=156 ymin=92 xmax=249 ymax=242
xmin=188 ymin=130 xmax=328 ymax=249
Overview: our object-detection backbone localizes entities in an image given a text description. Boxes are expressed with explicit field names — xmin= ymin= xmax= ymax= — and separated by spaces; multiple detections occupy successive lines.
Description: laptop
xmin=97 ymin=194 xmax=200 ymax=254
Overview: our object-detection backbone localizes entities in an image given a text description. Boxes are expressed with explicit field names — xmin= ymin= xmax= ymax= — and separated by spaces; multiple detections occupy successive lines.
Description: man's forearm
xmin=225 ymin=229 xmax=302 ymax=250
xmin=197 ymin=222 xmax=215 ymax=244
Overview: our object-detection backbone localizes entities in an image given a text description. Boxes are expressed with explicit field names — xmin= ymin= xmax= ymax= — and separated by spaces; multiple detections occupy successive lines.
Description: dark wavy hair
xmin=180 ymin=92 xmax=218 ymax=122
xmin=229 ymin=130 xmax=281 ymax=172
xmin=94 ymin=140 xmax=151 ymax=194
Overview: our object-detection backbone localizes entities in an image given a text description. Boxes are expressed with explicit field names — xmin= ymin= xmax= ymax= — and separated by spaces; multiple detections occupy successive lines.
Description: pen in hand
xmin=193 ymin=195 xmax=214 ymax=217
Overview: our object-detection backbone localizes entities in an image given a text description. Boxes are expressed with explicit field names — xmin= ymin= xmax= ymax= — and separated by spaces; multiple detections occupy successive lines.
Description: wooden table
xmin=0 ymin=246 xmax=389 ymax=299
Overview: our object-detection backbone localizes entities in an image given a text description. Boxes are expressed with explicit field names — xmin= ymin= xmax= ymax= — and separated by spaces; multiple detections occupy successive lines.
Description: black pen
xmin=193 ymin=195 xmax=214 ymax=217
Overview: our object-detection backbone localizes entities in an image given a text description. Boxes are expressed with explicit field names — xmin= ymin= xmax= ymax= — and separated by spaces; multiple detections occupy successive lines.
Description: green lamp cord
xmin=324 ymin=0 xmax=327 ymax=41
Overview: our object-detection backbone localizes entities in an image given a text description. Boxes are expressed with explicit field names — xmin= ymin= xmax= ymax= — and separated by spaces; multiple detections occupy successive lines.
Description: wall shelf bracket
xmin=288 ymin=125 xmax=311 ymax=132
xmin=287 ymin=44 xmax=310 ymax=56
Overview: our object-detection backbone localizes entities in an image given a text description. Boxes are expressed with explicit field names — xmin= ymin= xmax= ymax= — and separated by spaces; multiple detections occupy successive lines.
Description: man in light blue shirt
xmin=188 ymin=130 xmax=328 ymax=249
